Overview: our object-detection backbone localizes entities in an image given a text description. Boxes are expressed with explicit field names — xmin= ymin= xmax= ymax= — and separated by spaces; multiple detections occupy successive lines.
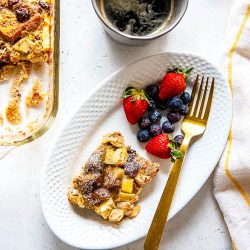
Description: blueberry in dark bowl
xmin=180 ymin=92 xmax=191 ymax=104
xmin=149 ymin=124 xmax=162 ymax=137
xmin=148 ymin=99 xmax=156 ymax=111
xmin=174 ymin=135 xmax=184 ymax=147
xmin=137 ymin=129 xmax=150 ymax=142
xmin=179 ymin=105 xmax=189 ymax=115
xmin=167 ymin=111 xmax=181 ymax=123
xmin=155 ymin=98 xmax=168 ymax=110
xmin=138 ymin=117 xmax=151 ymax=129
xmin=167 ymin=97 xmax=183 ymax=111
xmin=162 ymin=120 xmax=175 ymax=133
xmin=149 ymin=110 xmax=162 ymax=123
xmin=145 ymin=84 xmax=159 ymax=99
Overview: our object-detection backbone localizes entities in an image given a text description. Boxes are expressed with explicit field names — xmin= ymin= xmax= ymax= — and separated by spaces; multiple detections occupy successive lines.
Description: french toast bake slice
xmin=68 ymin=132 xmax=160 ymax=224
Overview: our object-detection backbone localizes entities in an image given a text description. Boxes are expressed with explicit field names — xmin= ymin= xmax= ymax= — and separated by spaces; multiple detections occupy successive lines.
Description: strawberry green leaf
xmin=125 ymin=87 xmax=134 ymax=92
xmin=168 ymin=135 xmax=178 ymax=148
xmin=168 ymin=135 xmax=184 ymax=162
xmin=121 ymin=87 xmax=136 ymax=98
xmin=168 ymin=143 xmax=183 ymax=162
xmin=141 ymin=91 xmax=150 ymax=103
xmin=166 ymin=66 xmax=194 ymax=79
xmin=185 ymin=67 xmax=194 ymax=75
xmin=121 ymin=87 xmax=150 ymax=104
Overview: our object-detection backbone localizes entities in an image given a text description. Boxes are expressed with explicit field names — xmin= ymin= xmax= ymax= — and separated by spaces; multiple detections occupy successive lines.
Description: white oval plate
xmin=41 ymin=52 xmax=232 ymax=249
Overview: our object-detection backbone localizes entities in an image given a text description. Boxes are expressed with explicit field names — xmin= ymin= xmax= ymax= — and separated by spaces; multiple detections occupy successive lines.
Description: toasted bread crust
xmin=0 ymin=15 xmax=43 ymax=43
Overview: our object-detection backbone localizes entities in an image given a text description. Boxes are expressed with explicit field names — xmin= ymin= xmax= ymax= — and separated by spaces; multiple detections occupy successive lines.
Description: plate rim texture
xmin=40 ymin=52 xmax=232 ymax=249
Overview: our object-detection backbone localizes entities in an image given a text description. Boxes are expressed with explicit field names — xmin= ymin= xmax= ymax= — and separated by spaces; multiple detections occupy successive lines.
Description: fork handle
xmin=144 ymin=134 xmax=192 ymax=250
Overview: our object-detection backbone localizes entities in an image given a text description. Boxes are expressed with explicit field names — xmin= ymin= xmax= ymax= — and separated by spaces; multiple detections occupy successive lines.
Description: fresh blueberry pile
xmin=136 ymin=84 xmax=191 ymax=145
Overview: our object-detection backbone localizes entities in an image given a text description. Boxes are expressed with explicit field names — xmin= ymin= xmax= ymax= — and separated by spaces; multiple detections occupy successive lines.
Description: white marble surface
xmin=0 ymin=0 xmax=233 ymax=249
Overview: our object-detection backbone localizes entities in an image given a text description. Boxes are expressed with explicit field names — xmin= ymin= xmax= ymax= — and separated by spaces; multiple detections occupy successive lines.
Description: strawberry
xmin=159 ymin=67 xmax=193 ymax=100
xmin=145 ymin=134 xmax=183 ymax=162
xmin=122 ymin=87 xmax=149 ymax=125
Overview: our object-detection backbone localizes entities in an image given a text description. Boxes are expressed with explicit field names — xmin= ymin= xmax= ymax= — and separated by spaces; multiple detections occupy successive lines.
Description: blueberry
xmin=145 ymin=84 xmax=159 ymax=99
xmin=180 ymin=92 xmax=191 ymax=104
xmin=137 ymin=130 xmax=150 ymax=142
xmin=148 ymin=99 xmax=156 ymax=111
xmin=39 ymin=0 xmax=49 ymax=10
xmin=179 ymin=105 xmax=189 ymax=115
xmin=162 ymin=121 xmax=175 ymax=133
xmin=16 ymin=8 xmax=30 ymax=22
xmin=155 ymin=98 xmax=168 ymax=110
xmin=149 ymin=124 xmax=162 ymax=137
xmin=8 ymin=0 xmax=19 ymax=6
xmin=149 ymin=110 xmax=162 ymax=123
xmin=167 ymin=111 xmax=181 ymax=123
xmin=167 ymin=97 xmax=183 ymax=111
xmin=174 ymin=135 xmax=184 ymax=147
xmin=138 ymin=117 xmax=151 ymax=129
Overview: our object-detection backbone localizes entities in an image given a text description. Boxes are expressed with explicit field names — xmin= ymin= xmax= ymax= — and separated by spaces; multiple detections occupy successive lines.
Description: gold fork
xmin=144 ymin=75 xmax=215 ymax=250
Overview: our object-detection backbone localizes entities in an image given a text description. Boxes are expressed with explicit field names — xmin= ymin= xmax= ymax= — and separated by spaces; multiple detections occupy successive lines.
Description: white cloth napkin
xmin=214 ymin=1 xmax=250 ymax=250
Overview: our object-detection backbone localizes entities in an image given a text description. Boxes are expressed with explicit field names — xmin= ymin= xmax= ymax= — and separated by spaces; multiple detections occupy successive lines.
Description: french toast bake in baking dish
xmin=0 ymin=0 xmax=59 ymax=146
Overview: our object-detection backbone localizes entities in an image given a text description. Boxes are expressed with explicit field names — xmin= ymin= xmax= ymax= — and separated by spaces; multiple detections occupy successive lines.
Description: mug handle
xmin=0 ymin=146 xmax=15 ymax=160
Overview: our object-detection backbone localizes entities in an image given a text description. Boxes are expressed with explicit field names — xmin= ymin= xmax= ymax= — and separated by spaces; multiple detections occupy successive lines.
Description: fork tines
xmin=187 ymin=75 xmax=215 ymax=121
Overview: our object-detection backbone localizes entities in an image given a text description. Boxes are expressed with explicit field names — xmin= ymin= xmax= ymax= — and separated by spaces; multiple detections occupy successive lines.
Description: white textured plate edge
xmin=40 ymin=52 xmax=232 ymax=249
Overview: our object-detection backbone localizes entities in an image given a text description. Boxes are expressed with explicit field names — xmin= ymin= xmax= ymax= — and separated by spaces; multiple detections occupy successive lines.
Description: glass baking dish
xmin=0 ymin=0 xmax=59 ymax=158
